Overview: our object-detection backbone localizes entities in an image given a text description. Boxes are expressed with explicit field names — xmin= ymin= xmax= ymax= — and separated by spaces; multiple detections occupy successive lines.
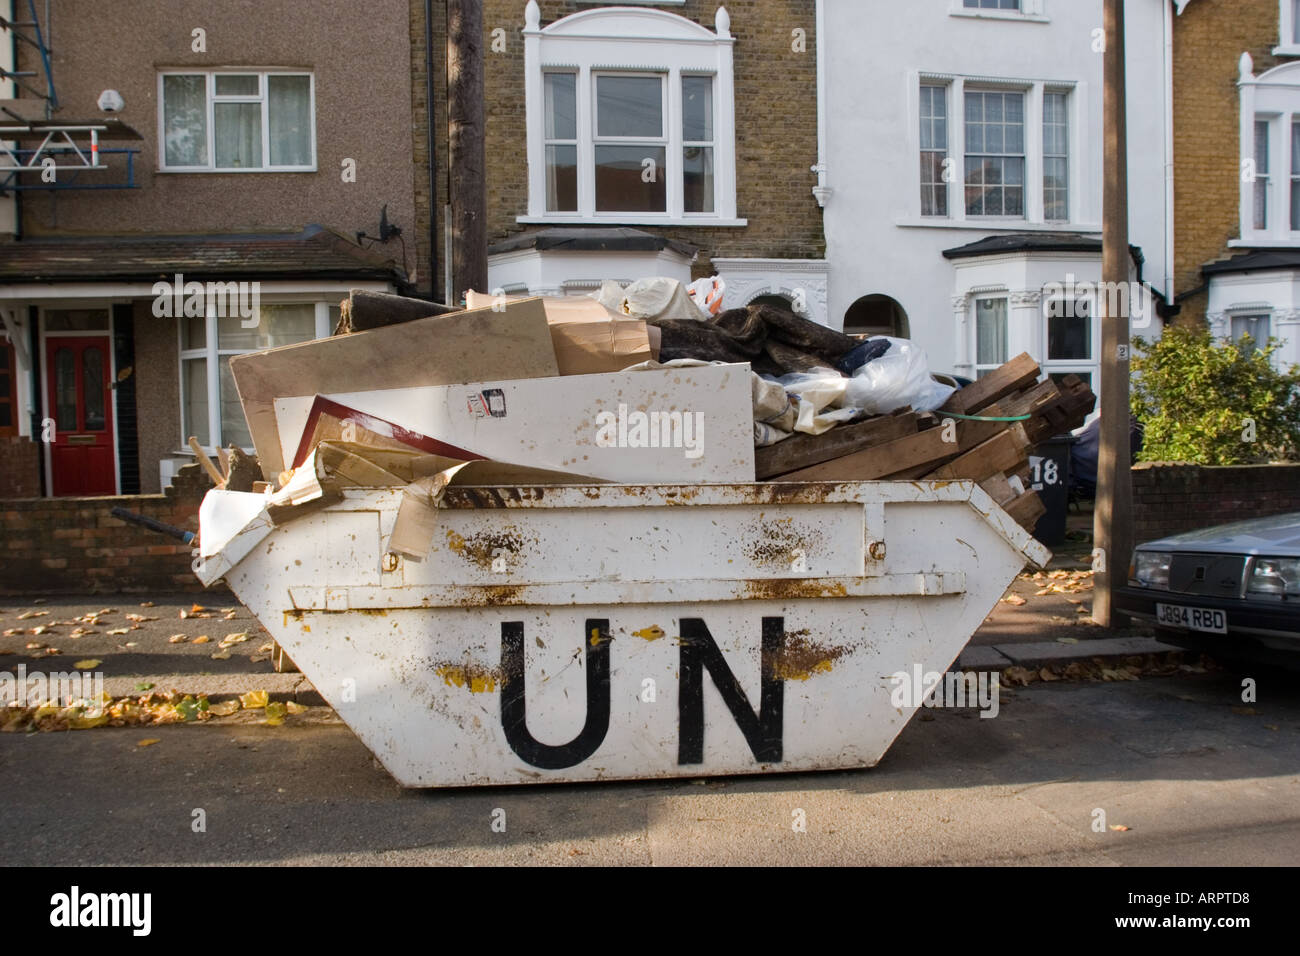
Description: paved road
xmin=2 ymin=667 xmax=1296 ymax=866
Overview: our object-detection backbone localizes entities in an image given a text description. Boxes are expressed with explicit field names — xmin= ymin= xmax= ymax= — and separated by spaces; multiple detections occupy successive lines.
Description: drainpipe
xmin=425 ymin=0 xmax=441 ymax=302
xmin=1162 ymin=0 xmax=1176 ymax=309
xmin=811 ymin=0 xmax=830 ymax=209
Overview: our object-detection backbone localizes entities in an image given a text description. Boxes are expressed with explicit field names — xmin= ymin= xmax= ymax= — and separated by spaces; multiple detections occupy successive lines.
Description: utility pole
xmin=447 ymin=0 xmax=488 ymax=303
xmin=1093 ymin=0 xmax=1133 ymax=627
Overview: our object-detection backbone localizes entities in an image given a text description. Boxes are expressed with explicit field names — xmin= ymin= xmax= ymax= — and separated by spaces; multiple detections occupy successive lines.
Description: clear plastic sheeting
xmin=842 ymin=337 xmax=955 ymax=415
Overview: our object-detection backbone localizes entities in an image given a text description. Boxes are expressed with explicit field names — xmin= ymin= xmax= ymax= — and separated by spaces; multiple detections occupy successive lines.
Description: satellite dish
xmin=97 ymin=89 xmax=124 ymax=112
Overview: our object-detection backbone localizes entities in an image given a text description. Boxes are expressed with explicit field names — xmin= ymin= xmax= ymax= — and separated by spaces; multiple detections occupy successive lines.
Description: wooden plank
xmin=777 ymin=415 xmax=1006 ymax=482
xmin=925 ymin=423 xmax=1031 ymax=481
xmin=979 ymin=474 xmax=1016 ymax=506
xmin=941 ymin=353 xmax=1040 ymax=414
xmin=1004 ymin=490 xmax=1046 ymax=532
xmin=756 ymin=410 xmax=919 ymax=479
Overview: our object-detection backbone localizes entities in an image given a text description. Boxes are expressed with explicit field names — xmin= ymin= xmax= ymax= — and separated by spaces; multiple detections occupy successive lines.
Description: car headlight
xmin=1248 ymin=557 xmax=1300 ymax=598
xmin=1131 ymin=551 xmax=1172 ymax=589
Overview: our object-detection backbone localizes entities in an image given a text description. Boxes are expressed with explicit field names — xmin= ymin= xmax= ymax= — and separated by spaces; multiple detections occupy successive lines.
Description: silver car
xmin=1117 ymin=512 xmax=1300 ymax=664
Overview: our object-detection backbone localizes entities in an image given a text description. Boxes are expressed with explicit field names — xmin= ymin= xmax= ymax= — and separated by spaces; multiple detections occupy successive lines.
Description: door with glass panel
xmin=45 ymin=333 xmax=116 ymax=496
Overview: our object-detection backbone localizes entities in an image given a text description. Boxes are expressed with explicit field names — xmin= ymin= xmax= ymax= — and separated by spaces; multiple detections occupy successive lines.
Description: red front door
xmin=45 ymin=336 xmax=116 ymax=496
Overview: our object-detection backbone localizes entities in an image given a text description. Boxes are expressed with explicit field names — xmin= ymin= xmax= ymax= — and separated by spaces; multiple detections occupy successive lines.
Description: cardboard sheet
xmin=272 ymin=364 xmax=757 ymax=485
xmin=465 ymin=290 xmax=653 ymax=375
xmin=230 ymin=297 xmax=559 ymax=479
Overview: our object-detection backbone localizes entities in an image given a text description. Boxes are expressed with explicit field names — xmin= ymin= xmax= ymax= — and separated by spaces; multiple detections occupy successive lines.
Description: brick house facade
xmin=1172 ymin=0 xmax=1300 ymax=370
xmin=412 ymin=0 xmax=827 ymax=319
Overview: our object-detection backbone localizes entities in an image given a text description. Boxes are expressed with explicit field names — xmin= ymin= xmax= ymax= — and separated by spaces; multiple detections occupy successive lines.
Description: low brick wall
xmin=0 ymin=436 xmax=40 ymax=498
xmin=1 ymin=465 xmax=214 ymax=594
xmin=1132 ymin=462 xmax=1300 ymax=544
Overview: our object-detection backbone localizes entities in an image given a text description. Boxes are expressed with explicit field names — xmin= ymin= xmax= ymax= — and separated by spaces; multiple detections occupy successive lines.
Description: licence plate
xmin=1156 ymin=603 xmax=1227 ymax=634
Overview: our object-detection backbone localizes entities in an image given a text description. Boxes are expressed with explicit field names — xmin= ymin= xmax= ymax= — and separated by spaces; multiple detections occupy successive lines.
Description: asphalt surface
xmin=2 ymin=667 xmax=1296 ymax=866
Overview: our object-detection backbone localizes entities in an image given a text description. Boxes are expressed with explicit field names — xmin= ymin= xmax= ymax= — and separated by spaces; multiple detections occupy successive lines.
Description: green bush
xmin=1130 ymin=325 xmax=1300 ymax=465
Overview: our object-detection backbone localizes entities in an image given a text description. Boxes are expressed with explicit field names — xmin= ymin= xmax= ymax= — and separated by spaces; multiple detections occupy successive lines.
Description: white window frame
xmin=971 ymin=294 xmax=1011 ymax=378
xmin=949 ymin=0 xmax=1049 ymax=24
xmin=1041 ymin=294 xmax=1099 ymax=386
xmin=521 ymin=3 xmax=743 ymax=226
xmin=1228 ymin=309 xmax=1272 ymax=347
xmin=1276 ymin=0 xmax=1300 ymax=56
xmin=1236 ymin=59 xmax=1300 ymax=245
xmin=157 ymin=69 xmax=317 ymax=173
xmin=177 ymin=300 xmax=333 ymax=453
xmin=912 ymin=74 xmax=1078 ymax=228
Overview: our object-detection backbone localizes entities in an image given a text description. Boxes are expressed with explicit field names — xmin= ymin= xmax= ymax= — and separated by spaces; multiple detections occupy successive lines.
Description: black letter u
xmin=499 ymin=620 xmax=612 ymax=770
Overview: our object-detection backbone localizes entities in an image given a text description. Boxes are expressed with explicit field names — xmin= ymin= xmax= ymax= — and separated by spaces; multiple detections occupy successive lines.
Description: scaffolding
xmin=0 ymin=2 xmax=141 ymax=191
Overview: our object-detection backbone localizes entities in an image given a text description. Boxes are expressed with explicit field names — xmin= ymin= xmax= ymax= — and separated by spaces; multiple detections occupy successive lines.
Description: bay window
xmin=180 ymin=302 xmax=336 ymax=449
xmin=159 ymin=70 xmax=315 ymax=172
xmin=523 ymin=3 xmax=740 ymax=225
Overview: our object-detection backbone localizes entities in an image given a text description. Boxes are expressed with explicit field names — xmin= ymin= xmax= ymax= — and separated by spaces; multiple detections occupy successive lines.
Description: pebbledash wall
xmin=1131 ymin=462 xmax=1300 ymax=544
xmin=0 ymin=466 xmax=214 ymax=594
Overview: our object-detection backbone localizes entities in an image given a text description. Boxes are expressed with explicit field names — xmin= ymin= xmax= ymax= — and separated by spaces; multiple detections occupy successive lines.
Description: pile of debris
xmin=203 ymin=285 xmax=1092 ymax=558
xmin=755 ymin=352 xmax=1096 ymax=532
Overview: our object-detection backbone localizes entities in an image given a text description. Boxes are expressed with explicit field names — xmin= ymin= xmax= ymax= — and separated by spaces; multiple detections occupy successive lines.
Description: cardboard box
xmin=465 ymin=290 xmax=653 ymax=375
xmin=273 ymin=363 xmax=756 ymax=484
xmin=230 ymin=297 xmax=559 ymax=478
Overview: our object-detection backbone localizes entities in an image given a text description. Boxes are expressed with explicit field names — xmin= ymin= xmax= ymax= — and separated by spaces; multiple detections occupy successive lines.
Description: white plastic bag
xmin=594 ymin=277 xmax=708 ymax=321
xmin=842 ymin=337 xmax=955 ymax=414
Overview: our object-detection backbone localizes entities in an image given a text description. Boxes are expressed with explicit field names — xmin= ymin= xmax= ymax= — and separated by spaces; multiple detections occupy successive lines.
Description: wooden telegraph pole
xmin=447 ymin=0 xmax=488 ymax=303
xmin=1093 ymin=0 xmax=1133 ymax=627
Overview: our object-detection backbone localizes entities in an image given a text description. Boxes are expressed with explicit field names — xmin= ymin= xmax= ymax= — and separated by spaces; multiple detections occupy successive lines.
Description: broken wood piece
xmin=188 ymin=436 xmax=226 ymax=487
xmin=756 ymin=409 xmax=919 ymax=479
xmin=251 ymin=481 xmax=271 ymax=494
xmin=941 ymin=353 xmax=1040 ymax=414
xmin=776 ymin=414 xmax=1006 ymax=482
xmin=224 ymin=446 xmax=263 ymax=494
xmin=1003 ymin=490 xmax=1047 ymax=532
xmin=926 ymin=423 xmax=1031 ymax=482
xmin=334 ymin=289 xmax=458 ymax=335
xmin=979 ymin=474 xmax=1017 ymax=506
xmin=215 ymin=446 xmax=230 ymax=479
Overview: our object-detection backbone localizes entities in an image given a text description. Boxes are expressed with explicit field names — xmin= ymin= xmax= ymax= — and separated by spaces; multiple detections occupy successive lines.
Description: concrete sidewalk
xmin=1 ymin=571 xmax=1182 ymax=708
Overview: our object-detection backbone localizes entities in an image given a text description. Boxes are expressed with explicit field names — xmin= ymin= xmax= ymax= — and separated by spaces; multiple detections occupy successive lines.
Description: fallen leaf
xmin=168 ymin=634 xmax=187 ymax=643
xmin=210 ymin=650 xmax=232 ymax=660
xmin=191 ymin=635 xmax=211 ymax=644
xmin=220 ymin=632 xmax=250 ymax=645
xmin=264 ymin=701 xmax=288 ymax=726
xmin=106 ymin=627 xmax=129 ymax=636
xmin=73 ymin=659 xmax=101 ymax=670
xmin=68 ymin=712 xmax=109 ymax=730
xmin=190 ymin=604 xmax=208 ymax=614
xmin=1056 ymin=636 xmax=1079 ymax=644
xmin=257 ymin=642 xmax=274 ymax=653
xmin=240 ymin=689 xmax=269 ymax=710
xmin=135 ymin=682 xmax=155 ymax=692
xmin=1001 ymin=594 xmax=1027 ymax=606
xmin=249 ymin=655 xmax=268 ymax=663
xmin=1108 ymin=825 xmax=1131 ymax=832
xmin=1075 ymin=605 xmax=1089 ymax=614
xmin=208 ymin=700 xmax=239 ymax=717
xmin=1039 ymin=667 xmax=1060 ymax=682
xmin=30 ymin=625 xmax=50 ymax=636
xmin=139 ymin=602 xmax=155 ymax=608
xmin=137 ymin=738 xmax=161 ymax=747
xmin=2 ymin=628 xmax=22 ymax=637
xmin=125 ymin=613 xmax=158 ymax=623
xmin=17 ymin=610 xmax=48 ymax=620
xmin=285 ymin=701 xmax=308 ymax=714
